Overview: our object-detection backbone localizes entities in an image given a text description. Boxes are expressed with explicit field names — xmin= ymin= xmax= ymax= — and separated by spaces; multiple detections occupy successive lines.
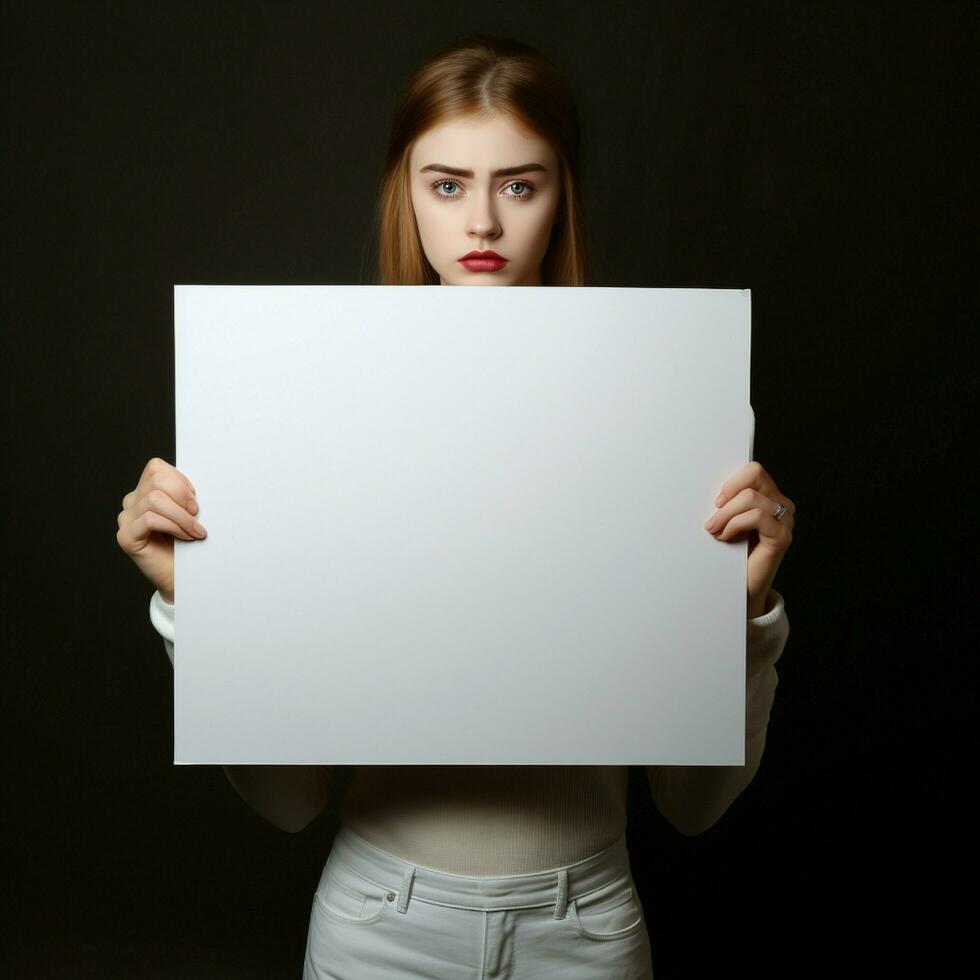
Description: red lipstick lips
xmin=459 ymin=250 xmax=508 ymax=272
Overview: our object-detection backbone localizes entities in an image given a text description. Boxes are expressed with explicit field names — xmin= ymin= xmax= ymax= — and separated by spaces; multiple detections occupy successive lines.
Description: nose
xmin=466 ymin=194 xmax=501 ymax=240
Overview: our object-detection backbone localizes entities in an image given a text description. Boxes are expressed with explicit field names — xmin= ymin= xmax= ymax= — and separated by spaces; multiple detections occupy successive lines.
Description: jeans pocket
xmin=313 ymin=861 xmax=393 ymax=927
xmin=569 ymin=878 xmax=646 ymax=942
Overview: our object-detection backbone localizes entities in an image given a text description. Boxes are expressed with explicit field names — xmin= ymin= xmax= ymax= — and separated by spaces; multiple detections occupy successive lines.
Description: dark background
xmin=4 ymin=1 xmax=974 ymax=977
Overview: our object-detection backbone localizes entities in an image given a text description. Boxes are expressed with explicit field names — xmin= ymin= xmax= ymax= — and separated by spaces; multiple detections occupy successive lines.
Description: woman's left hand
xmin=703 ymin=460 xmax=795 ymax=619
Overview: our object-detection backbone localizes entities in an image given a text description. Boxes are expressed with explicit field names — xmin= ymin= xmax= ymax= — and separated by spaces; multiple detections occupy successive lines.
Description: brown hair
xmin=372 ymin=34 xmax=588 ymax=286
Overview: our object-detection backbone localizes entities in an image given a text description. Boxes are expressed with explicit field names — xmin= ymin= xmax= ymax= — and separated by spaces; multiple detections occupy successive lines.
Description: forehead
xmin=410 ymin=113 xmax=554 ymax=171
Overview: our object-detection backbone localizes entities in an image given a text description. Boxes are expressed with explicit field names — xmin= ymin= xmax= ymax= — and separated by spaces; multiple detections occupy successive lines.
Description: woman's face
xmin=409 ymin=112 xmax=562 ymax=286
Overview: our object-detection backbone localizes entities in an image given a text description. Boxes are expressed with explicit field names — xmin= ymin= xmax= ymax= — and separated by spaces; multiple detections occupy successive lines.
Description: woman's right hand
xmin=116 ymin=457 xmax=207 ymax=603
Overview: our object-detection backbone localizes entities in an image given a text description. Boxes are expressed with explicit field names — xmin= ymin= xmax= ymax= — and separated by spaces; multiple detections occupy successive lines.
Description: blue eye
xmin=433 ymin=179 xmax=461 ymax=198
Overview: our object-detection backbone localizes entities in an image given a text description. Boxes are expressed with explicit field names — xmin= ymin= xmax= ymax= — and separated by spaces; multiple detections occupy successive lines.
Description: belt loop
xmin=553 ymin=868 xmax=569 ymax=919
xmin=396 ymin=866 xmax=416 ymax=914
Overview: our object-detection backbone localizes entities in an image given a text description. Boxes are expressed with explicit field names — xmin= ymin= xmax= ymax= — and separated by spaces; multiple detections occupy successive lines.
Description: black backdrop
xmin=4 ymin=2 xmax=974 ymax=977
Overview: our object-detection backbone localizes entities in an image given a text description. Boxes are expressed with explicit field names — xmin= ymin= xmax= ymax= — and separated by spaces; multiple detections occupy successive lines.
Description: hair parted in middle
xmin=373 ymin=33 xmax=589 ymax=287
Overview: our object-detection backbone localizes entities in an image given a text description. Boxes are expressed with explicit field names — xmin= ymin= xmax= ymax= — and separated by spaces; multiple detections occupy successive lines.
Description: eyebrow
xmin=418 ymin=162 xmax=548 ymax=178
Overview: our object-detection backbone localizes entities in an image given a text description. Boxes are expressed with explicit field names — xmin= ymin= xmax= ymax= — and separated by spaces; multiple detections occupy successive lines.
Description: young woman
xmin=117 ymin=34 xmax=794 ymax=980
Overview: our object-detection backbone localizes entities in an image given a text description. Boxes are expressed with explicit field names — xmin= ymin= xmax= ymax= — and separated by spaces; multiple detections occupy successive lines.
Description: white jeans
xmin=303 ymin=825 xmax=654 ymax=979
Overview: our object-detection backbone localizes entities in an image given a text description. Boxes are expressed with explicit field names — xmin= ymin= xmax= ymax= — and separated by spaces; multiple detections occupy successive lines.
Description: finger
xmin=711 ymin=503 xmax=793 ymax=545
xmin=139 ymin=457 xmax=197 ymax=499
xmin=124 ymin=459 xmax=195 ymax=511
xmin=705 ymin=488 xmax=795 ymax=535
xmin=118 ymin=508 xmax=198 ymax=553
xmin=135 ymin=486 xmax=206 ymax=541
xmin=715 ymin=460 xmax=795 ymax=516
xmin=126 ymin=464 xmax=199 ymax=517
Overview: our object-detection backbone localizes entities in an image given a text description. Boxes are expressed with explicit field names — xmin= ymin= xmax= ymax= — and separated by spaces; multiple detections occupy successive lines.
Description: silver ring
xmin=772 ymin=503 xmax=787 ymax=521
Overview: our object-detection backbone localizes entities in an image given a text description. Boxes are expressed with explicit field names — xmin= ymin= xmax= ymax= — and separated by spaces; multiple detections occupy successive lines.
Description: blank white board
xmin=173 ymin=285 xmax=753 ymax=765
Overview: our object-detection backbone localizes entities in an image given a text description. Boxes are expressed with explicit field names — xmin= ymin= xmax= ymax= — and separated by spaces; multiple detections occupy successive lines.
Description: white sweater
xmin=150 ymin=587 xmax=789 ymax=874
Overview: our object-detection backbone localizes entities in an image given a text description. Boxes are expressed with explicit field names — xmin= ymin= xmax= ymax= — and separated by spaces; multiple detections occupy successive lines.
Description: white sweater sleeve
xmin=646 ymin=587 xmax=790 ymax=836
xmin=149 ymin=590 xmax=175 ymax=667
